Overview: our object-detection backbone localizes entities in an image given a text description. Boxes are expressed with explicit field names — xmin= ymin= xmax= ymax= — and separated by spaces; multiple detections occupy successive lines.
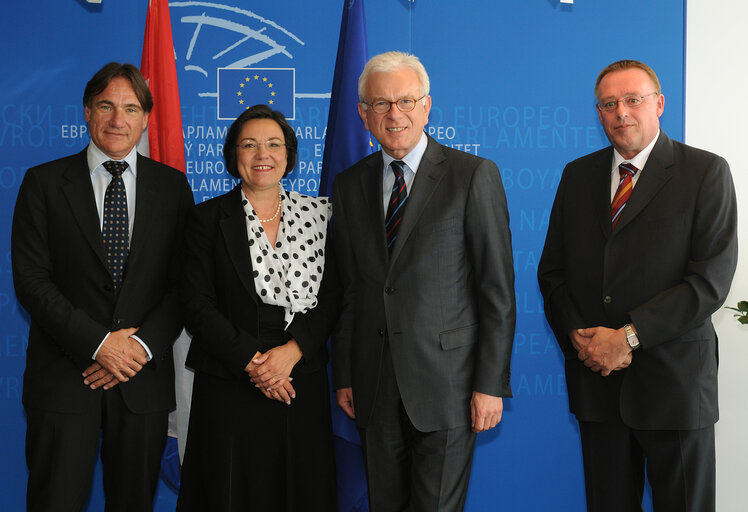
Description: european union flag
xmin=319 ymin=0 xmax=374 ymax=199
xmin=217 ymin=68 xmax=295 ymax=120
xmin=321 ymin=2 xmax=372 ymax=511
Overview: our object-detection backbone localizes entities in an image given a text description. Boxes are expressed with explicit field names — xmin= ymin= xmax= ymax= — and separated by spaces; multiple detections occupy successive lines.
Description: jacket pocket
xmin=439 ymin=323 xmax=479 ymax=350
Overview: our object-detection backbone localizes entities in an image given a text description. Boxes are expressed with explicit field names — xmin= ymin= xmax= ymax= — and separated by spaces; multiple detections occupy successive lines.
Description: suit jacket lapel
xmin=128 ymin=154 xmax=156 ymax=266
xmin=61 ymin=150 xmax=109 ymax=270
xmin=612 ymin=132 xmax=674 ymax=233
xmin=389 ymin=136 xmax=447 ymax=264
xmin=358 ymin=152 xmax=389 ymax=263
xmin=220 ymin=186 xmax=259 ymax=300
xmin=593 ymin=147 xmax=614 ymax=241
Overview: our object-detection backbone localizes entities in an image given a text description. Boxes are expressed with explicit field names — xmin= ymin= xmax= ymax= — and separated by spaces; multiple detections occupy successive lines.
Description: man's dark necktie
xmin=385 ymin=160 xmax=408 ymax=256
xmin=611 ymin=162 xmax=638 ymax=229
xmin=102 ymin=160 xmax=129 ymax=291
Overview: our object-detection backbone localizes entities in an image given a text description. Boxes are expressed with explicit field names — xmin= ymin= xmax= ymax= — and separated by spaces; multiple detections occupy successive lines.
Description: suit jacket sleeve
xmin=12 ymin=165 xmax=109 ymax=362
xmin=628 ymin=155 xmax=738 ymax=348
xmin=181 ymin=204 xmax=261 ymax=377
xmin=537 ymin=166 xmax=587 ymax=359
xmin=465 ymin=159 xmax=516 ymax=397
xmin=286 ymin=230 xmax=341 ymax=365
xmin=132 ymin=172 xmax=194 ymax=367
xmin=330 ymin=176 xmax=356 ymax=390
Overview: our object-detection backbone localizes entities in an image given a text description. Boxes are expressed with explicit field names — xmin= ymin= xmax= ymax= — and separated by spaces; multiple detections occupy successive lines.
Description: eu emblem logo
xmin=217 ymin=68 xmax=295 ymax=120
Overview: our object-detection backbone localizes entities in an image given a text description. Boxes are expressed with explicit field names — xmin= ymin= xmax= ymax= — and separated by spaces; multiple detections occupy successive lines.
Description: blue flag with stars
xmin=321 ymin=1 xmax=372 ymax=511
xmin=217 ymin=68 xmax=295 ymax=120
xmin=319 ymin=0 xmax=373 ymax=199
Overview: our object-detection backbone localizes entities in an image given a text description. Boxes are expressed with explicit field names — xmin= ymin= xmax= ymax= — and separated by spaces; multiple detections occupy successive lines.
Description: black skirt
xmin=177 ymin=304 xmax=336 ymax=511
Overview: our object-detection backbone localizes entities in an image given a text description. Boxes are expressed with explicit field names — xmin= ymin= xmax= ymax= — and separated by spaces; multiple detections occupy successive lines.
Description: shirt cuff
xmin=130 ymin=335 xmax=153 ymax=361
xmin=92 ymin=332 xmax=110 ymax=360
xmin=91 ymin=332 xmax=153 ymax=361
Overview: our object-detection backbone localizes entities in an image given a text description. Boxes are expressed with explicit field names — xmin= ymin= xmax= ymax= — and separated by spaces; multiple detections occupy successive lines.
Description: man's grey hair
xmin=358 ymin=51 xmax=430 ymax=104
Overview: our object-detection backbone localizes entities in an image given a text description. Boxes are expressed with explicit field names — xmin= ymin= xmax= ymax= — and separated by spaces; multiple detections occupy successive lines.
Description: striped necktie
xmin=385 ymin=160 xmax=408 ymax=256
xmin=102 ymin=160 xmax=130 ymax=291
xmin=611 ymin=162 xmax=638 ymax=229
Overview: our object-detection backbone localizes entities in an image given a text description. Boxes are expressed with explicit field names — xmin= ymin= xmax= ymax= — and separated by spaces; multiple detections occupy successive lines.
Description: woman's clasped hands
xmin=245 ymin=339 xmax=303 ymax=405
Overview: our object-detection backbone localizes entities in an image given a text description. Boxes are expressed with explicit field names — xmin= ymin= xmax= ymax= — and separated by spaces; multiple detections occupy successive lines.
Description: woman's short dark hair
xmin=83 ymin=62 xmax=153 ymax=113
xmin=223 ymin=104 xmax=298 ymax=179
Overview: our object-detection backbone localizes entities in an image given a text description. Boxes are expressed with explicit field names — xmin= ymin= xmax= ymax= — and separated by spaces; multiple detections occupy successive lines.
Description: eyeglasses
xmin=363 ymin=95 xmax=426 ymax=114
xmin=236 ymin=139 xmax=286 ymax=152
xmin=597 ymin=92 xmax=659 ymax=112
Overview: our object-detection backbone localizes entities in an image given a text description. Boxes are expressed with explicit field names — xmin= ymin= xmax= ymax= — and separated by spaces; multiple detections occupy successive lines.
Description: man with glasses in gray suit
xmin=332 ymin=51 xmax=516 ymax=511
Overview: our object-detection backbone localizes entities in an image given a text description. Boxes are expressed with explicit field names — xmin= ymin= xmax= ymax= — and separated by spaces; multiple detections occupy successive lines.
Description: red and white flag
xmin=139 ymin=0 xmax=185 ymax=173
xmin=138 ymin=0 xmax=193 ymax=474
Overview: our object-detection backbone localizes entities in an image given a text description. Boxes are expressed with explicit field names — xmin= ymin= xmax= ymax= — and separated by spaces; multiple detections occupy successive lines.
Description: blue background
xmin=0 ymin=1 xmax=684 ymax=510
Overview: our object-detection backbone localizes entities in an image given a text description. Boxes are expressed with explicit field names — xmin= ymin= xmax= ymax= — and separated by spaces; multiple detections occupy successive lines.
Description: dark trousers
xmin=579 ymin=419 xmax=715 ymax=512
xmin=25 ymin=389 xmax=168 ymax=512
xmin=360 ymin=340 xmax=476 ymax=512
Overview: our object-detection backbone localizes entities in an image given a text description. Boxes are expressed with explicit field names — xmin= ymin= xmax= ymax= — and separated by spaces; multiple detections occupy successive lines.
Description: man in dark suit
xmin=538 ymin=60 xmax=737 ymax=512
xmin=12 ymin=63 xmax=193 ymax=511
xmin=332 ymin=51 xmax=515 ymax=511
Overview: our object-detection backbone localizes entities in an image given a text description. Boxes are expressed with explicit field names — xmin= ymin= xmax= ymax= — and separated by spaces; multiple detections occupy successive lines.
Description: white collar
xmin=87 ymin=142 xmax=138 ymax=176
xmin=381 ymin=131 xmax=428 ymax=174
xmin=611 ymin=129 xmax=660 ymax=172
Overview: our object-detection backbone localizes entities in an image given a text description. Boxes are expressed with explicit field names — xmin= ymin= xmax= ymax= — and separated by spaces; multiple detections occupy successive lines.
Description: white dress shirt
xmin=87 ymin=142 xmax=152 ymax=360
xmin=609 ymin=129 xmax=660 ymax=202
xmin=381 ymin=132 xmax=429 ymax=212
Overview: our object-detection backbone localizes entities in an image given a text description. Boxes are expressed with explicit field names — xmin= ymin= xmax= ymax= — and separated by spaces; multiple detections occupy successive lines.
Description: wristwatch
xmin=624 ymin=324 xmax=640 ymax=350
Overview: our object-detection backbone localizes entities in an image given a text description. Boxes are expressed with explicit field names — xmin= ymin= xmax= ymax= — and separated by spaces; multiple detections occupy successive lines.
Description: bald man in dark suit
xmin=538 ymin=60 xmax=737 ymax=512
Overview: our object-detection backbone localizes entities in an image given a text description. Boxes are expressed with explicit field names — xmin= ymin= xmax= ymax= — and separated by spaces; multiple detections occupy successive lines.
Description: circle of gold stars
xmin=237 ymin=75 xmax=276 ymax=109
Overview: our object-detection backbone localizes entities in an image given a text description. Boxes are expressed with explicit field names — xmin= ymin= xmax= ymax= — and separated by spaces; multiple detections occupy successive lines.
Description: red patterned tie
xmin=385 ymin=160 xmax=408 ymax=256
xmin=102 ymin=160 xmax=130 ymax=291
xmin=611 ymin=162 xmax=638 ymax=229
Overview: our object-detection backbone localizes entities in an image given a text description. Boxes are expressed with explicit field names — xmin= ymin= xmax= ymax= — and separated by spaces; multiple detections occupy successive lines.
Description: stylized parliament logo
xmin=169 ymin=1 xmax=326 ymax=120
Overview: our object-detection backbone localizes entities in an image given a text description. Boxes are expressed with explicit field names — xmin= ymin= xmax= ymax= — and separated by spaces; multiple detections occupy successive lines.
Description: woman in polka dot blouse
xmin=178 ymin=104 xmax=340 ymax=511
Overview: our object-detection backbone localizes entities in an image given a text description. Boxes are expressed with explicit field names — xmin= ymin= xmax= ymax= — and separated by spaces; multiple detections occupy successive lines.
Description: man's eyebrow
xmin=94 ymin=99 xmax=142 ymax=109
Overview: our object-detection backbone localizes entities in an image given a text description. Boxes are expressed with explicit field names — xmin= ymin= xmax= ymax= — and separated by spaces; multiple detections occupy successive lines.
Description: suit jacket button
xmin=113 ymin=318 xmax=121 ymax=327
xmin=378 ymin=329 xmax=385 ymax=336
xmin=603 ymin=295 xmax=612 ymax=304
xmin=385 ymin=287 xmax=396 ymax=294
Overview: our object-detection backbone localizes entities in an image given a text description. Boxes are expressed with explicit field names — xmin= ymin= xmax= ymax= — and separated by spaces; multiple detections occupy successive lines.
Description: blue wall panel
xmin=0 ymin=1 xmax=684 ymax=510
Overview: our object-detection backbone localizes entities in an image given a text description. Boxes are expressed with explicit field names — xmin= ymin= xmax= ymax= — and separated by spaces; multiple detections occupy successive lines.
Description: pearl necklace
xmin=257 ymin=192 xmax=282 ymax=223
